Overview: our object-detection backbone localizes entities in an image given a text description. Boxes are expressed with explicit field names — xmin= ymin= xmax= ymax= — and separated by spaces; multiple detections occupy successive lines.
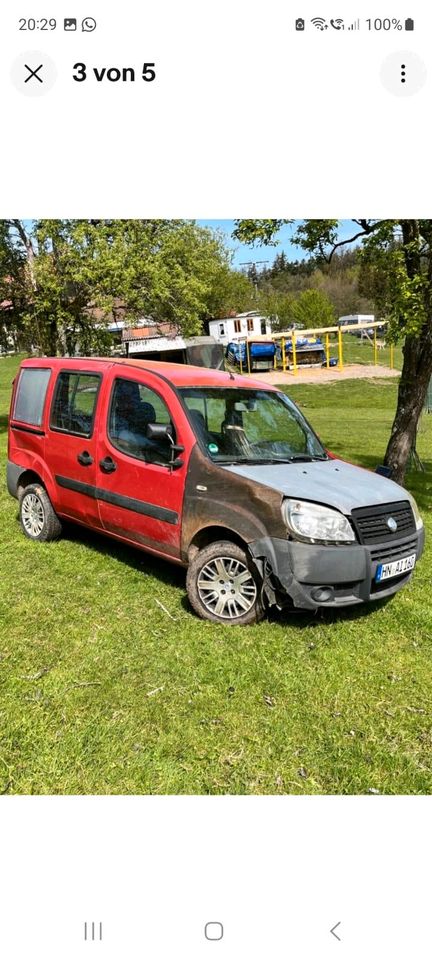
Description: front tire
xmin=19 ymin=484 xmax=62 ymax=542
xmin=186 ymin=540 xmax=265 ymax=625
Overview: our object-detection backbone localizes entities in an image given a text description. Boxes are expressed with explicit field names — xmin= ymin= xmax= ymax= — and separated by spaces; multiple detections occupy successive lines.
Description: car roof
xmin=21 ymin=356 xmax=278 ymax=392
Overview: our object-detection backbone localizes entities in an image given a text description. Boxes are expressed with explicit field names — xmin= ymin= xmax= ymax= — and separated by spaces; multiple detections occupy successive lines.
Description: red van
xmin=7 ymin=357 xmax=424 ymax=625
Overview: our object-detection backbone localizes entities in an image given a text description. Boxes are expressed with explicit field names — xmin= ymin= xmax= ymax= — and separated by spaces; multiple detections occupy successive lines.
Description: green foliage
xmin=250 ymin=246 xmax=374 ymax=323
xmin=0 ymin=220 xmax=254 ymax=354
xmin=235 ymin=218 xmax=432 ymax=340
xmin=359 ymin=229 xmax=429 ymax=340
xmin=257 ymin=290 xmax=296 ymax=331
xmin=289 ymin=288 xmax=335 ymax=328
xmin=233 ymin=219 xmax=291 ymax=246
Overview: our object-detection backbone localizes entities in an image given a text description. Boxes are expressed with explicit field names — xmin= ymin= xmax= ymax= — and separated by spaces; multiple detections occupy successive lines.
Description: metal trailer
xmin=226 ymin=340 xmax=276 ymax=372
xmin=125 ymin=335 xmax=225 ymax=370
xmin=281 ymin=336 xmax=327 ymax=369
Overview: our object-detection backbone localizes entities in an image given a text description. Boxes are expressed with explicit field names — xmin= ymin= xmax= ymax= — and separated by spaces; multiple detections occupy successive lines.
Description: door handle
xmin=99 ymin=456 xmax=117 ymax=474
xmin=77 ymin=450 xmax=94 ymax=467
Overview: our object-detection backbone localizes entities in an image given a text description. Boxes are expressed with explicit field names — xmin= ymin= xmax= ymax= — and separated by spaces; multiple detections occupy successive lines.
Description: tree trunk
xmin=384 ymin=330 xmax=432 ymax=484
xmin=384 ymin=220 xmax=432 ymax=485
xmin=12 ymin=220 xmax=37 ymax=292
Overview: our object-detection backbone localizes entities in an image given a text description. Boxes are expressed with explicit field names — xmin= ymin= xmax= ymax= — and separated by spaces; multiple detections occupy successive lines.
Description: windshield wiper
xmin=288 ymin=454 xmax=329 ymax=462
xmin=220 ymin=457 xmax=288 ymax=465
xmin=222 ymin=455 xmax=326 ymax=465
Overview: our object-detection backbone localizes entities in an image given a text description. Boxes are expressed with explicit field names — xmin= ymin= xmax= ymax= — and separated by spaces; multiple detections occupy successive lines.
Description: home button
xmin=205 ymin=921 xmax=224 ymax=941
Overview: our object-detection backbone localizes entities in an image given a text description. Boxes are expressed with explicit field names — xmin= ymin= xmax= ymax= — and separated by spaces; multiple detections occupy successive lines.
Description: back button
xmin=11 ymin=51 xmax=57 ymax=96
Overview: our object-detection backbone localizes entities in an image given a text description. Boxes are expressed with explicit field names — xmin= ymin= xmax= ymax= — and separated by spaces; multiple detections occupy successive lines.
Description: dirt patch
xmin=244 ymin=363 xmax=400 ymax=386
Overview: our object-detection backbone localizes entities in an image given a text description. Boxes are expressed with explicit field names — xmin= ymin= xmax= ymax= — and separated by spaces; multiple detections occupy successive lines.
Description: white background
xmin=1 ymin=4 xmax=431 ymax=957
xmin=1 ymin=796 xmax=431 ymax=959
xmin=1 ymin=0 xmax=431 ymax=215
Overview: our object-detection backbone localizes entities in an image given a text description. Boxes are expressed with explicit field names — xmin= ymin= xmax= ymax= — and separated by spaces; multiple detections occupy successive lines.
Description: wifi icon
xmin=311 ymin=17 xmax=328 ymax=30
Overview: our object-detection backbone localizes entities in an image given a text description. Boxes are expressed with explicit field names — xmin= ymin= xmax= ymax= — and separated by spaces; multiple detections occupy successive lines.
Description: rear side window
xmin=50 ymin=372 xmax=101 ymax=436
xmin=13 ymin=368 xmax=51 ymax=426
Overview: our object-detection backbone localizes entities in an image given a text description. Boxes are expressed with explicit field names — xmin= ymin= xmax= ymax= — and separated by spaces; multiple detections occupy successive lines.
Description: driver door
xmin=96 ymin=372 xmax=187 ymax=558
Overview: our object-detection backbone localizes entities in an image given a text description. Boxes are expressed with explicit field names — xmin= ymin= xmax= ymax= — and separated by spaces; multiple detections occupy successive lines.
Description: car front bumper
xmin=249 ymin=526 xmax=425 ymax=610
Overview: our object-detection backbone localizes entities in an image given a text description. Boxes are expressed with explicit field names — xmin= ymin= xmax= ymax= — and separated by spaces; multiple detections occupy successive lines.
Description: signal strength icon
xmin=347 ymin=18 xmax=360 ymax=30
xmin=311 ymin=17 xmax=328 ymax=30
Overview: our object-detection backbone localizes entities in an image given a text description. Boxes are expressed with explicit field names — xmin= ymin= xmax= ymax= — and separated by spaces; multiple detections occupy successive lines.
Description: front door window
xmin=108 ymin=377 xmax=174 ymax=464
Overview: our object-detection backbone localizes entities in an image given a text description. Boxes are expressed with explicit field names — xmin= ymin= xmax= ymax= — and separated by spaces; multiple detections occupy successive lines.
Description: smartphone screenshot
xmin=0 ymin=2 xmax=431 ymax=957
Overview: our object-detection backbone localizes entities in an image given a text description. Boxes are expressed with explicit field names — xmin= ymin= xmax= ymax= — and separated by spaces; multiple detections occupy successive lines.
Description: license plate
xmin=375 ymin=553 xmax=416 ymax=582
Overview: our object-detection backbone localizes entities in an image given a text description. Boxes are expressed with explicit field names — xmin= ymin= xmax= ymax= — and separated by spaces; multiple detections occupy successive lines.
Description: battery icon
xmin=405 ymin=18 xmax=414 ymax=30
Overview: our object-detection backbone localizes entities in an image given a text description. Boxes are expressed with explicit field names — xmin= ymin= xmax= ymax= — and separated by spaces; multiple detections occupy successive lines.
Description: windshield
xmin=179 ymin=387 xmax=327 ymax=463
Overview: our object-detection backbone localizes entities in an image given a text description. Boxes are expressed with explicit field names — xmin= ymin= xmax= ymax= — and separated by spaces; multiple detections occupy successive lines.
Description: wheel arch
xmin=187 ymin=524 xmax=249 ymax=561
xmin=16 ymin=468 xmax=46 ymax=500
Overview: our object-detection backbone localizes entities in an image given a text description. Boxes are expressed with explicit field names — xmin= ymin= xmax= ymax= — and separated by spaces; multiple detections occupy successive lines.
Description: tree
xmin=234 ymin=219 xmax=432 ymax=483
xmin=0 ymin=220 xmax=252 ymax=355
xmin=257 ymin=290 xmax=297 ymax=331
xmin=204 ymin=266 xmax=255 ymax=319
xmin=289 ymin=288 xmax=335 ymax=328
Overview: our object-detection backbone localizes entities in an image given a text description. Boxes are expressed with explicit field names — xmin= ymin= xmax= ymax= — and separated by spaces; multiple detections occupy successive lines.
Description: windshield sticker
xmin=208 ymin=442 xmax=219 ymax=454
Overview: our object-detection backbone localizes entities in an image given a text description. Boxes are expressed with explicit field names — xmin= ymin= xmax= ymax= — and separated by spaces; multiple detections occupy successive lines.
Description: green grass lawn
xmin=1 ymin=356 xmax=431 ymax=795
xmin=337 ymin=334 xmax=403 ymax=369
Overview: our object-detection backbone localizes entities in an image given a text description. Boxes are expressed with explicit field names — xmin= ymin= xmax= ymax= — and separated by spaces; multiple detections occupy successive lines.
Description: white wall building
xmin=208 ymin=311 xmax=272 ymax=345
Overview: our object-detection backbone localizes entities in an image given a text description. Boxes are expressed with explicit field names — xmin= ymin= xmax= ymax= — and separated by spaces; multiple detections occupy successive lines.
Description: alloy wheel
xmin=21 ymin=493 xmax=45 ymax=538
xmin=197 ymin=555 xmax=257 ymax=620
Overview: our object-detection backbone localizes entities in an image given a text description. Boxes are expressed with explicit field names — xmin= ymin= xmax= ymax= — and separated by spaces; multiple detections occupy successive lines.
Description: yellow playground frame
xmin=235 ymin=320 xmax=394 ymax=375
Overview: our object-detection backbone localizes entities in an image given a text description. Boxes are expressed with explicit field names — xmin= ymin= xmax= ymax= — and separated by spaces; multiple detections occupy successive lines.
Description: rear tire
xmin=186 ymin=540 xmax=265 ymax=625
xmin=19 ymin=484 xmax=62 ymax=542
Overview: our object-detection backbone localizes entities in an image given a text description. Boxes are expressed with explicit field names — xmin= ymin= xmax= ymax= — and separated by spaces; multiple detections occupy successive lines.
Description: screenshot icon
xmin=64 ymin=18 xmax=77 ymax=31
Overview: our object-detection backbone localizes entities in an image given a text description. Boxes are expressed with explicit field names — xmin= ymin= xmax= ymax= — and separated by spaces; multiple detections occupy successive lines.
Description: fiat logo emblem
xmin=387 ymin=516 xmax=398 ymax=532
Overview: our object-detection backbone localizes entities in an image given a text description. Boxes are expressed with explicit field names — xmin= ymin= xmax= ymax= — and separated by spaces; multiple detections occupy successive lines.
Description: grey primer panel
xmin=223 ymin=458 xmax=412 ymax=514
xmin=55 ymin=475 xmax=179 ymax=525
xmin=7 ymin=460 xmax=24 ymax=498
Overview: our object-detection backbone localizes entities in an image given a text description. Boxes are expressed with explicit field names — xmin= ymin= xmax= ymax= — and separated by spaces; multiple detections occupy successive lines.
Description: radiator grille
xmin=370 ymin=536 xmax=418 ymax=564
xmin=351 ymin=501 xmax=415 ymax=545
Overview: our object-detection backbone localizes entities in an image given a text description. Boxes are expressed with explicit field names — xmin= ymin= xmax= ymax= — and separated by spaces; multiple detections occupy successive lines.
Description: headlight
xmin=282 ymin=498 xmax=356 ymax=544
xmin=409 ymin=495 xmax=424 ymax=530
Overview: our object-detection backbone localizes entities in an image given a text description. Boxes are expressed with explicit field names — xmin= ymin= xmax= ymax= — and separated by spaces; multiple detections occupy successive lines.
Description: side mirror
xmin=145 ymin=422 xmax=184 ymax=470
xmin=146 ymin=422 xmax=173 ymax=441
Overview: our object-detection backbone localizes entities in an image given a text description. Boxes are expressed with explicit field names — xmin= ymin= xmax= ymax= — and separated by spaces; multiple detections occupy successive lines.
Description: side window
xmin=108 ymin=378 xmax=174 ymax=464
xmin=50 ymin=372 xmax=100 ymax=436
xmin=13 ymin=368 xmax=51 ymax=426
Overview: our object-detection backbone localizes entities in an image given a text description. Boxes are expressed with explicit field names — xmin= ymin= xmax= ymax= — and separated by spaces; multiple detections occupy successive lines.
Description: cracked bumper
xmin=249 ymin=526 xmax=425 ymax=610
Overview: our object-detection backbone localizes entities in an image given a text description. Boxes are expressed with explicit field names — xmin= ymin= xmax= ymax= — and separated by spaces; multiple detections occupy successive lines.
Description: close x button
xmin=11 ymin=51 xmax=58 ymax=95
xmin=25 ymin=62 xmax=44 ymax=83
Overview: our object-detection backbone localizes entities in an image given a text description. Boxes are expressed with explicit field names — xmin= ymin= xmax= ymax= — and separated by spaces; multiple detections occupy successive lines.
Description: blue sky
xmin=198 ymin=220 xmax=360 ymax=269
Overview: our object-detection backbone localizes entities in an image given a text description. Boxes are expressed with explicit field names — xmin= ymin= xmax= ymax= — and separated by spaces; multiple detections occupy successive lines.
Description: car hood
xmin=222 ymin=458 xmax=411 ymax=514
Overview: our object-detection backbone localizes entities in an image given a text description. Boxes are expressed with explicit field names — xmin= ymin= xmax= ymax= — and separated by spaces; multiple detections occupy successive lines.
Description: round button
xmin=380 ymin=51 xmax=427 ymax=96
xmin=11 ymin=51 xmax=58 ymax=96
